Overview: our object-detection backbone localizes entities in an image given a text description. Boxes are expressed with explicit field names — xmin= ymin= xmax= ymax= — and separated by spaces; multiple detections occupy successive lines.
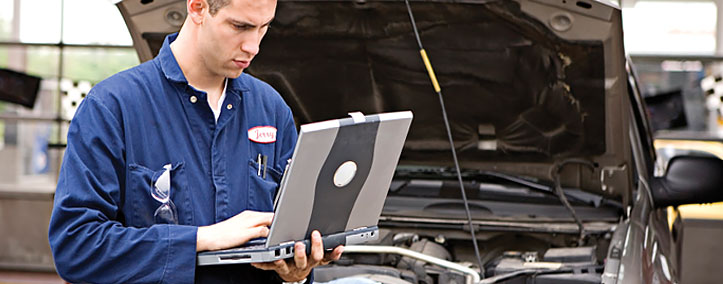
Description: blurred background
xmin=0 ymin=0 xmax=722 ymax=283
xmin=0 ymin=0 xmax=138 ymax=281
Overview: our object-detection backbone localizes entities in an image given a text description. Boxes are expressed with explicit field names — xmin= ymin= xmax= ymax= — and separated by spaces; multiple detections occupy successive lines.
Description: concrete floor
xmin=0 ymin=270 xmax=63 ymax=284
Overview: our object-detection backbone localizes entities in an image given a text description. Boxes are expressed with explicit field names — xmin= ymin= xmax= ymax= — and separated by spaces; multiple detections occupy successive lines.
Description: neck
xmin=170 ymin=26 xmax=225 ymax=98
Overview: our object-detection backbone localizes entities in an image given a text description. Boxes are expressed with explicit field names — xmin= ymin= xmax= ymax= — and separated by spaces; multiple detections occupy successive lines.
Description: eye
xmin=231 ymin=22 xmax=254 ymax=31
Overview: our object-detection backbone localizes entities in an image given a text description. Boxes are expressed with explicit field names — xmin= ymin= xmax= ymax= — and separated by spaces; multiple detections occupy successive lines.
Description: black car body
xmin=116 ymin=0 xmax=723 ymax=282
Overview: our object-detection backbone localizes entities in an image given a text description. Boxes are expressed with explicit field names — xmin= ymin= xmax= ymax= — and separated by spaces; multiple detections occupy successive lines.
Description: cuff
xmin=160 ymin=225 xmax=198 ymax=284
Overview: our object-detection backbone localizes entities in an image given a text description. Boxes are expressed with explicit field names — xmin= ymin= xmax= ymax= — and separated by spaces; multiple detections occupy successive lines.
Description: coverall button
xmin=190 ymin=96 xmax=198 ymax=103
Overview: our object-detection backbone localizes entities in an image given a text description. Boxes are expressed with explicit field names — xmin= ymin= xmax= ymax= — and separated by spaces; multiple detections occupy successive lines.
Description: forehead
xmin=218 ymin=0 xmax=277 ymax=24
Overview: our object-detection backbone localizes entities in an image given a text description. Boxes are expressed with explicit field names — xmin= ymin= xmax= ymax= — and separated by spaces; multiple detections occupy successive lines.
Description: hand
xmin=251 ymin=230 xmax=344 ymax=282
xmin=196 ymin=210 xmax=273 ymax=252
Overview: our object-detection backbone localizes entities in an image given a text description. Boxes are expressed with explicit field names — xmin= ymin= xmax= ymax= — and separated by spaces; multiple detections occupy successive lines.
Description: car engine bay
xmin=316 ymin=226 xmax=614 ymax=284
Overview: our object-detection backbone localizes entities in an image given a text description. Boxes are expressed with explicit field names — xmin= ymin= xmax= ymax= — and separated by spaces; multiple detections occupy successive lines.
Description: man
xmin=48 ymin=0 xmax=342 ymax=282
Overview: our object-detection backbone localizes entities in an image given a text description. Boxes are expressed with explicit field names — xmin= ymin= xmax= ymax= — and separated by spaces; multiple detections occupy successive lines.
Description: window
xmin=18 ymin=0 xmax=62 ymax=43
xmin=0 ymin=0 xmax=138 ymax=189
xmin=623 ymin=1 xmax=717 ymax=55
xmin=0 ymin=0 xmax=15 ymax=41
xmin=62 ymin=47 xmax=138 ymax=83
xmin=62 ymin=0 xmax=133 ymax=45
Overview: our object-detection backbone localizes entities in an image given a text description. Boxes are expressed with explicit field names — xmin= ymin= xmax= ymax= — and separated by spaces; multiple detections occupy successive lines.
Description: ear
xmin=187 ymin=0 xmax=206 ymax=25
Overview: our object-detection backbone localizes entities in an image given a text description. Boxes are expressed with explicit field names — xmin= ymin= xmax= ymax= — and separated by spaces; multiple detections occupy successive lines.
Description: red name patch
xmin=248 ymin=126 xmax=277 ymax=144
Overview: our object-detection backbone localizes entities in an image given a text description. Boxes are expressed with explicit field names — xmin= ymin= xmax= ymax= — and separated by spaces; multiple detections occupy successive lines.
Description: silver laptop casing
xmin=197 ymin=111 xmax=412 ymax=265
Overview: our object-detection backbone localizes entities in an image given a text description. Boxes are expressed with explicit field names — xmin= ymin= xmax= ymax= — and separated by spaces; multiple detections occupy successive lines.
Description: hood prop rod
xmin=403 ymin=0 xmax=485 ymax=278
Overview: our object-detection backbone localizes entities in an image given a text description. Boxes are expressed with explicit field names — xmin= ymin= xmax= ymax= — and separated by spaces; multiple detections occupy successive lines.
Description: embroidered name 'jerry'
xmin=248 ymin=126 xmax=277 ymax=143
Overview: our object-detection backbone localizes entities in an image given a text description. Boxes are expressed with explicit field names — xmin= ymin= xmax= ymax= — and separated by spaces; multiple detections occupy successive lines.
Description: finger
xmin=240 ymin=226 xmax=269 ymax=244
xmin=249 ymin=211 xmax=274 ymax=226
xmin=274 ymin=259 xmax=291 ymax=276
xmin=256 ymin=212 xmax=273 ymax=226
xmin=310 ymin=230 xmax=324 ymax=264
xmin=322 ymin=245 xmax=344 ymax=265
xmin=239 ymin=211 xmax=274 ymax=227
xmin=257 ymin=226 xmax=270 ymax=238
xmin=328 ymin=245 xmax=345 ymax=261
xmin=294 ymin=242 xmax=307 ymax=269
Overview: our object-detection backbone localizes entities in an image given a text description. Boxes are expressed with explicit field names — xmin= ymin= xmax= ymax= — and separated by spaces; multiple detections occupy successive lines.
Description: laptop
xmin=197 ymin=111 xmax=413 ymax=265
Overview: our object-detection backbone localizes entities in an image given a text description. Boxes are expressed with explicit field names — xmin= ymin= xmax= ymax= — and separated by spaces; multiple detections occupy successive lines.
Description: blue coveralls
xmin=48 ymin=33 xmax=299 ymax=283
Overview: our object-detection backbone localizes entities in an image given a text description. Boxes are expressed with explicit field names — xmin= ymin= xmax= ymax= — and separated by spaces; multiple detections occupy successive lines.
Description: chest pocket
xmin=247 ymin=158 xmax=283 ymax=212
xmin=127 ymin=162 xmax=193 ymax=227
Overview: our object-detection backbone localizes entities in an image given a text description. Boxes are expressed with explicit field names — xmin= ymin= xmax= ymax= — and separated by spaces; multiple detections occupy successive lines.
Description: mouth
xmin=232 ymin=60 xmax=251 ymax=69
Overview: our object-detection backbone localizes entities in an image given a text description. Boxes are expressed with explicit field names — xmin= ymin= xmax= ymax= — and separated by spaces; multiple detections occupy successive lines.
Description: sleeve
xmin=48 ymin=93 xmax=198 ymax=284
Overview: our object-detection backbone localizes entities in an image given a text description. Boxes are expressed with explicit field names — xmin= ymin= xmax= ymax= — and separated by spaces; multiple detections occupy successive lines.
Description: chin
xmin=223 ymin=69 xmax=244 ymax=79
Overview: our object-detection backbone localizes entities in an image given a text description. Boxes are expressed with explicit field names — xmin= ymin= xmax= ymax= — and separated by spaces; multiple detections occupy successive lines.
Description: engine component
xmin=397 ymin=239 xmax=453 ymax=284
xmin=400 ymin=239 xmax=453 ymax=264
xmin=344 ymin=245 xmax=480 ymax=284
xmin=527 ymin=273 xmax=602 ymax=284
xmin=437 ymin=270 xmax=467 ymax=284
xmin=313 ymin=264 xmax=416 ymax=283
xmin=521 ymin=251 xmax=539 ymax=263
xmin=434 ymin=234 xmax=446 ymax=244
xmin=543 ymin=246 xmax=597 ymax=263
xmin=392 ymin=233 xmax=420 ymax=245
xmin=488 ymin=247 xmax=601 ymax=284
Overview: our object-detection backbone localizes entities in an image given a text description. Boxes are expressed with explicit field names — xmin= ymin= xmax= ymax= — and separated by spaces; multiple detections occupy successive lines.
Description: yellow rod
xmin=419 ymin=49 xmax=441 ymax=93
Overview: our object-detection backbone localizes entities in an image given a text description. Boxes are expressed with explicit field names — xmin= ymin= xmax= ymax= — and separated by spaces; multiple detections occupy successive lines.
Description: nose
xmin=241 ymin=41 xmax=259 ymax=57
xmin=240 ymin=32 xmax=262 ymax=57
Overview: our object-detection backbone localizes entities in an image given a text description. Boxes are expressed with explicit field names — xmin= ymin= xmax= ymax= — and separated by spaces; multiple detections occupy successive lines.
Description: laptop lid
xmin=266 ymin=111 xmax=413 ymax=246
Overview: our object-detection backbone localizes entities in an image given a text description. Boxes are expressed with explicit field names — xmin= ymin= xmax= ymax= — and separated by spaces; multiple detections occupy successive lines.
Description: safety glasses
xmin=152 ymin=164 xmax=178 ymax=224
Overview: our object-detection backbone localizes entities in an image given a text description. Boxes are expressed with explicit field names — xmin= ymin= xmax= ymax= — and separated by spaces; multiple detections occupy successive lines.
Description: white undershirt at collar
xmin=208 ymin=79 xmax=228 ymax=123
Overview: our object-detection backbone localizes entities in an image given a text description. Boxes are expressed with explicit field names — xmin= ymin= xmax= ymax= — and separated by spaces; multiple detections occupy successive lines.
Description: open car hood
xmin=116 ymin=0 xmax=633 ymax=199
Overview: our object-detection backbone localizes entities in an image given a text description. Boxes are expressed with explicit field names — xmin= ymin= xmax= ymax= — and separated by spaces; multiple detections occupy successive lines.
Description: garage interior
xmin=1 ymin=0 xmax=723 ymax=283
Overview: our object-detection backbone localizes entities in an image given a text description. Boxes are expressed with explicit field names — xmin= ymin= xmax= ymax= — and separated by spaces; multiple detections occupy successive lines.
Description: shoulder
xmin=90 ymin=60 xmax=159 ymax=99
xmin=83 ymin=60 xmax=162 ymax=116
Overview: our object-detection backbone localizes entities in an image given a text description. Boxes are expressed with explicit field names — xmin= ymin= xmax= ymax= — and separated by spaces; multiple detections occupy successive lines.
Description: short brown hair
xmin=207 ymin=0 xmax=229 ymax=16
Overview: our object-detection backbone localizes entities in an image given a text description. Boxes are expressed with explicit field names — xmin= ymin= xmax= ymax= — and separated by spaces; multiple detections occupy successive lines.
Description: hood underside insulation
xmin=248 ymin=0 xmax=606 ymax=164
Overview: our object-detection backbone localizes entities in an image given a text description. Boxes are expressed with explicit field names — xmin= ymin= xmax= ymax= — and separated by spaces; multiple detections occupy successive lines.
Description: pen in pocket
xmin=262 ymin=155 xmax=268 ymax=179
xmin=256 ymin=154 xmax=262 ymax=177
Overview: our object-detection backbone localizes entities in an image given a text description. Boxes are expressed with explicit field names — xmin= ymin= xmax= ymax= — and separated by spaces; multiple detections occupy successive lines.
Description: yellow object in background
xmin=654 ymin=139 xmax=723 ymax=159
xmin=675 ymin=203 xmax=723 ymax=220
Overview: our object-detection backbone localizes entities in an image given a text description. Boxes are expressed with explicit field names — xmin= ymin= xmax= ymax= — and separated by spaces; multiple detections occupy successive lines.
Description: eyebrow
xmin=228 ymin=17 xmax=274 ymax=28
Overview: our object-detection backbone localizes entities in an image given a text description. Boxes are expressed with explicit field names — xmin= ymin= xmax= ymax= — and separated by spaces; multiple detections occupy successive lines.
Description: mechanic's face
xmin=198 ymin=0 xmax=276 ymax=79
